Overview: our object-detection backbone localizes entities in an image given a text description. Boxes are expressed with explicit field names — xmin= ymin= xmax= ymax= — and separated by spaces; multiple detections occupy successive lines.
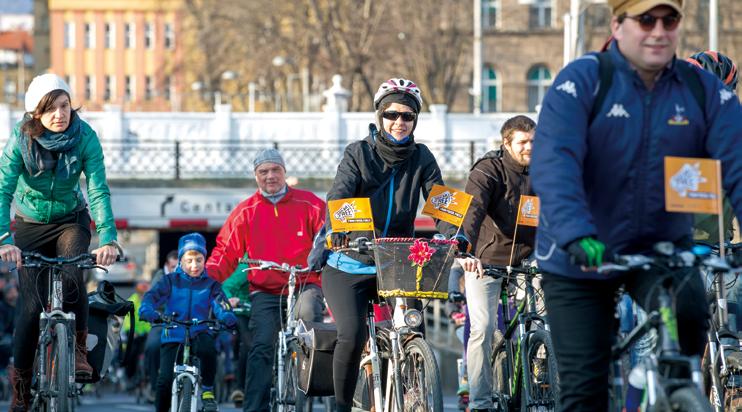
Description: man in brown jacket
xmin=459 ymin=115 xmax=535 ymax=411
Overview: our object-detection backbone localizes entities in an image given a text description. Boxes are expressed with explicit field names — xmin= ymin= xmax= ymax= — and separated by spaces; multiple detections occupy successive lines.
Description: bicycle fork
xmin=388 ymin=331 xmax=404 ymax=412
xmin=366 ymin=311 xmax=384 ymax=412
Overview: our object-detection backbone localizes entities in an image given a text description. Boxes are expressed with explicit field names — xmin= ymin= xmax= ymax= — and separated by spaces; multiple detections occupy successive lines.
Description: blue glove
xmin=221 ymin=312 xmax=238 ymax=328
xmin=139 ymin=309 xmax=161 ymax=323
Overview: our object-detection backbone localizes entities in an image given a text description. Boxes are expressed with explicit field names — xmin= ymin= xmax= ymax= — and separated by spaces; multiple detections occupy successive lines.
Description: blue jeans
xmin=243 ymin=286 xmax=324 ymax=412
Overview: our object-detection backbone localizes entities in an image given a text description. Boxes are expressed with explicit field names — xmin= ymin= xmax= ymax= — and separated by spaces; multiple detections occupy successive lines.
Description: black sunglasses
xmin=381 ymin=111 xmax=417 ymax=122
xmin=626 ymin=13 xmax=681 ymax=32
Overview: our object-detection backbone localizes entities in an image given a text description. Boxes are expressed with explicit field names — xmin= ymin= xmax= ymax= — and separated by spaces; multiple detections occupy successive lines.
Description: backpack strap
xmin=675 ymin=62 xmax=707 ymax=122
xmin=589 ymin=51 xmax=614 ymax=124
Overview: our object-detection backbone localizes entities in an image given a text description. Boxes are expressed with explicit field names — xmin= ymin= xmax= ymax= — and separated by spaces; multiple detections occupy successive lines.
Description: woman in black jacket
xmin=318 ymin=78 xmax=465 ymax=411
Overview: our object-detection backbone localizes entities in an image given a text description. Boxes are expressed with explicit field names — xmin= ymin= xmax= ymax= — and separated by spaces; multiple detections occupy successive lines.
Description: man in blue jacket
xmin=531 ymin=0 xmax=742 ymax=410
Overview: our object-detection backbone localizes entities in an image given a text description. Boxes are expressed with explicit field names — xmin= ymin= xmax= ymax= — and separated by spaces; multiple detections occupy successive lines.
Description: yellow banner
xmin=328 ymin=198 xmax=375 ymax=232
xmin=665 ymin=157 xmax=722 ymax=214
xmin=516 ymin=195 xmax=540 ymax=227
xmin=421 ymin=184 xmax=473 ymax=227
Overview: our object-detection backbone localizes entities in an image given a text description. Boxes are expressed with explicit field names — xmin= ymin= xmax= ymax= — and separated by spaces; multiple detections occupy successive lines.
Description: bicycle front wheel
xmin=396 ymin=336 xmax=443 ymax=412
xmin=177 ymin=377 xmax=193 ymax=412
xmin=49 ymin=322 xmax=73 ymax=412
xmin=669 ymin=386 xmax=713 ymax=412
xmin=521 ymin=329 xmax=559 ymax=412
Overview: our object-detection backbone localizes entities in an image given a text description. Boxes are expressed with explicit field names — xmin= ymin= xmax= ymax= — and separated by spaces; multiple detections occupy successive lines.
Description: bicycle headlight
xmin=403 ymin=309 xmax=423 ymax=328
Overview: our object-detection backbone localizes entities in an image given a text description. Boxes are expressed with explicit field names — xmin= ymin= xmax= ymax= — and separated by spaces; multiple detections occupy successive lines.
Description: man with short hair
xmin=531 ymin=0 xmax=742 ymax=410
xmin=459 ymin=115 xmax=536 ymax=411
xmin=206 ymin=148 xmax=326 ymax=412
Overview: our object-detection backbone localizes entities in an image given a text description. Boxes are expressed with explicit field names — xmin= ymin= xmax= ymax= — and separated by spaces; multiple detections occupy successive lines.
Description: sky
xmin=0 ymin=0 xmax=32 ymax=14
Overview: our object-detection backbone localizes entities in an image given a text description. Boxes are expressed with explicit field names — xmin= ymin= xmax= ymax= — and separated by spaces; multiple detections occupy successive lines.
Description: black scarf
xmin=372 ymin=127 xmax=417 ymax=167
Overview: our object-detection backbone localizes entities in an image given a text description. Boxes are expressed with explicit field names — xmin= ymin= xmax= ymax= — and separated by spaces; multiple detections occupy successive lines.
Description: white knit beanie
xmin=25 ymin=74 xmax=72 ymax=113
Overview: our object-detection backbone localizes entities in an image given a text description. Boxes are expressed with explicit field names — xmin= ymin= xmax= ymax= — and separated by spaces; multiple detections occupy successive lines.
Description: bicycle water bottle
xmin=625 ymin=363 xmax=647 ymax=412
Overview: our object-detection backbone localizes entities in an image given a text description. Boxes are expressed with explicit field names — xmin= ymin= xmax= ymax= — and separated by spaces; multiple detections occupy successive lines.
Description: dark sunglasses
xmin=382 ymin=111 xmax=417 ymax=122
xmin=626 ymin=13 xmax=681 ymax=32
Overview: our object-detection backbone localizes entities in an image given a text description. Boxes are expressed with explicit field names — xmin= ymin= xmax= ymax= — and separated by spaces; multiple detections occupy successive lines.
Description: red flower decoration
xmin=408 ymin=239 xmax=435 ymax=267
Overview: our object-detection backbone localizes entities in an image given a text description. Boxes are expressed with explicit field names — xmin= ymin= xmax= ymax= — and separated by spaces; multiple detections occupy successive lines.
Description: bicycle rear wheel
xmin=49 ymin=322 xmax=73 ymax=412
xmin=397 ymin=336 xmax=443 ymax=412
xmin=669 ymin=386 xmax=713 ymax=411
xmin=272 ymin=340 xmax=306 ymax=412
xmin=521 ymin=329 xmax=559 ymax=412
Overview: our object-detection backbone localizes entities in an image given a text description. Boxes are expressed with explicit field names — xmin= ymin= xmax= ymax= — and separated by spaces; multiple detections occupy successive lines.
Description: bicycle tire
xmin=669 ymin=386 xmax=714 ymax=412
xmin=492 ymin=335 xmax=514 ymax=411
xmin=521 ymin=329 xmax=559 ymax=412
xmin=397 ymin=336 xmax=444 ymax=412
xmin=177 ymin=377 xmax=193 ymax=412
xmin=50 ymin=322 xmax=73 ymax=412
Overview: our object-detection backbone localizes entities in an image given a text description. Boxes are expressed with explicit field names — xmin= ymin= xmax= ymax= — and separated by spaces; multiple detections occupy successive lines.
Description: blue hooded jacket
xmin=531 ymin=42 xmax=742 ymax=279
xmin=139 ymin=267 xmax=236 ymax=344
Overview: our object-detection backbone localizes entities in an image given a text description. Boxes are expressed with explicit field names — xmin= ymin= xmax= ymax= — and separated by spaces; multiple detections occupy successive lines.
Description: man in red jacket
xmin=206 ymin=148 xmax=326 ymax=412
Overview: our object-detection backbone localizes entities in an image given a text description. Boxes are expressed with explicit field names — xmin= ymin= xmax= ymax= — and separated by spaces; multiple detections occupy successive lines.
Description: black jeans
xmin=145 ymin=325 xmax=162 ymax=393
xmin=235 ymin=315 xmax=251 ymax=391
xmin=321 ymin=266 xmax=377 ymax=412
xmin=542 ymin=267 xmax=708 ymax=412
xmin=123 ymin=334 xmax=147 ymax=379
xmin=243 ymin=286 xmax=324 ymax=412
xmin=155 ymin=333 xmax=216 ymax=412
xmin=13 ymin=211 xmax=91 ymax=371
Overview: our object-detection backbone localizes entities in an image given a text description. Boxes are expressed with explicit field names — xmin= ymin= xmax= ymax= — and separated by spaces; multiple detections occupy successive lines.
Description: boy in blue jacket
xmin=140 ymin=233 xmax=237 ymax=412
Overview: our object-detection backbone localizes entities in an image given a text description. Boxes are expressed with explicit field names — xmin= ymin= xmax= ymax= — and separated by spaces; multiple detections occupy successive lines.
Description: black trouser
xmin=321 ymin=266 xmax=377 ymax=412
xmin=542 ymin=267 xmax=708 ymax=412
xmin=235 ymin=315 xmax=251 ymax=391
xmin=123 ymin=334 xmax=147 ymax=379
xmin=145 ymin=325 xmax=162 ymax=393
xmin=155 ymin=333 xmax=216 ymax=412
xmin=13 ymin=211 xmax=91 ymax=371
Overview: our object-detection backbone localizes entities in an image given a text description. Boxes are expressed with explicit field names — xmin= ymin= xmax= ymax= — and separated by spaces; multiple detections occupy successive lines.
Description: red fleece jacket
xmin=206 ymin=188 xmax=325 ymax=295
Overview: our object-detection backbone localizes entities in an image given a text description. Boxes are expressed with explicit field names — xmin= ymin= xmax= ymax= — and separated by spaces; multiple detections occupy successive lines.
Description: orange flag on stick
xmin=516 ymin=195 xmax=540 ymax=227
xmin=328 ymin=198 xmax=375 ymax=232
xmin=664 ymin=157 xmax=722 ymax=215
xmin=421 ymin=184 xmax=473 ymax=227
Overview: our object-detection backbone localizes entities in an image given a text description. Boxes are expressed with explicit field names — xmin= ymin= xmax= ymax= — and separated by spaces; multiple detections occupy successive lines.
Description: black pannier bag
xmin=80 ymin=280 xmax=134 ymax=384
xmin=296 ymin=320 xmax=336 ymax=396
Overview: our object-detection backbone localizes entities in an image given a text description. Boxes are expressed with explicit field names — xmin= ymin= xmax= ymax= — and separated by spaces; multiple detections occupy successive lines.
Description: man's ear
xmin=611 ymin=15 xmax=622 ymax=38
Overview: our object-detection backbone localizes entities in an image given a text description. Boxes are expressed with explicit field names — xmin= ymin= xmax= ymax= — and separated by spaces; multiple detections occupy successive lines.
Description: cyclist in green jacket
xmin=0 ymin=74 xmax=120 ymax=411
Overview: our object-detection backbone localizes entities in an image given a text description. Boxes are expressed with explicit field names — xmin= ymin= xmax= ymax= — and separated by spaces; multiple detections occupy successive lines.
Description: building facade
xmin=48 ymin=0 xmax=183 ymax=111
xmin=479 ymin=0 xmax=742 ymax=113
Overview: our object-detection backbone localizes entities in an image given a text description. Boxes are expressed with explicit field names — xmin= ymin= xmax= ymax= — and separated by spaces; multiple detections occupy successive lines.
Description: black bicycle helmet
xmin=687 ymin=50 xmax=738 ymax=92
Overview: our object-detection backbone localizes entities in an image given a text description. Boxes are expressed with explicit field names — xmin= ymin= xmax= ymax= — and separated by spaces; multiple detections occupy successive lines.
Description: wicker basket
xmin=373 ymin=237 xmax=457 ymax=300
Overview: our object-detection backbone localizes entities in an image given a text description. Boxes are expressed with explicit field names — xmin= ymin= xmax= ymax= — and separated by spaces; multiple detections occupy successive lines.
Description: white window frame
xmin=529 ymin=0 xmax=554 ymax=29
xmin=125 ymin=23 xmax=135 ymax=48
xmin=85 ymin=23 xmax=95 ymax=49
xmin=144 ymin=22 xmax=155 ymax=49
xmin=482 ymin=0 xmax=501 ymax=29
xmin=105 ymin=23 xmax=115 ymax=49
xmin=64 ymin=22 xmax=75 ymax=48
xmin=164 ymin=23 xmax=175 ymax=49
xmin=482 ymin=66 xmax=501 ymax=113
xmin=527 ymin=65 xmax=552 ymax=112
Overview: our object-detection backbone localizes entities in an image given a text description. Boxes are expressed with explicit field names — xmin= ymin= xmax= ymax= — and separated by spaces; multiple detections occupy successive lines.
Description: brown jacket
xmin=462 ymin=148 xmax=535 ymax=266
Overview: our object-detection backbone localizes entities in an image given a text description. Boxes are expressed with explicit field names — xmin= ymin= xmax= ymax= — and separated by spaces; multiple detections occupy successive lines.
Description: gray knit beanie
xmin=253 ymin=148 xmax=286 ymax=170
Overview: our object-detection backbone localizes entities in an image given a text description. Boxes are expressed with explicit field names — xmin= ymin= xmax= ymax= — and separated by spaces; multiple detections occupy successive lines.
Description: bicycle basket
xmin=373 ymin=237 xmax=457 ymax=300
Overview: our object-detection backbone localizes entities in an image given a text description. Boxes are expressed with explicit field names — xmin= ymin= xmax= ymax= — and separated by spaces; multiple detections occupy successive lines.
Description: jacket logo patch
xmin=668 ymin=104 xmax=689 ymax=126
xmin=556 ymin=81 xmax=577 ymax=98
xmin=606 ymin=103 xmax=630 ymax=118
xmin=720 ymin=88 xmax=734 ymax=105
xmin=297 ymin=231 xmax=303 ymax=236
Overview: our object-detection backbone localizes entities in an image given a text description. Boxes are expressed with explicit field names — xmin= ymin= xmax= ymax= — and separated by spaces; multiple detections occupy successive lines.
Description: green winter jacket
xmin=222 ymin=260 xmax=251 ymax=318
xmin=0 ymin=118 xmax=117 ymax=246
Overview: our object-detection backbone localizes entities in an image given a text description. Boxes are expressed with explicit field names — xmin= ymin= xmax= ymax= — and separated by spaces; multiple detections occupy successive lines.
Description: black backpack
xmin=589 ymin=51 xmax=706 ymax=124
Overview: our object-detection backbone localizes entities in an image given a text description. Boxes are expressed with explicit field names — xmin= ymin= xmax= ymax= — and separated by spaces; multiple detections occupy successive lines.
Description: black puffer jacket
xmin=461 ymin=148 xmax=534 ymax=266
xmin=318 ymin=127 xmax=456 ymax=266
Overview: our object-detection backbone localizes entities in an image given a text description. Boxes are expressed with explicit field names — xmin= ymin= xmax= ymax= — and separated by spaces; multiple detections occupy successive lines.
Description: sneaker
xmin=229 ymin=389 xmax=244 ymax=404
xmin=456 ymin=382 xmax=469 ymax=396
xmin=202 ymin=390 xmax=219 ymax=412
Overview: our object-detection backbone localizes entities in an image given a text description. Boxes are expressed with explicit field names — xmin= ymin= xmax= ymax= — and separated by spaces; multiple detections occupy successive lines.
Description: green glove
xmin=567 ymin=237 xmax=606 ymax=267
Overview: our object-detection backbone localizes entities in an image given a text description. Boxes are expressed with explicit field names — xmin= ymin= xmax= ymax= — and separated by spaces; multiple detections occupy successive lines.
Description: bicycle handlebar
xmin=19 ymin=252 xmax=125 ymax=271
xmin=238 ymin=258 xmax=310 ymax=273
xmin=596 ymin=249 xmax=742 ymax=275
xmin=482 ymin=264 xmax=539 ymax=278
xmin=155 ymin=314 xmax=231 ymax=330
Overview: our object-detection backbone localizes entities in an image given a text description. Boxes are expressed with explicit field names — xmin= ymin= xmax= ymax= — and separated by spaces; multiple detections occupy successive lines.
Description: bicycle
xmin=483 ymin=263 xmax=559 ymax=412
xmin=239 ymin=258 xmax=314 ymax=412
xmin=17 ymin=251 xmax=114 ymax=412
xmin=599 ymin=242 xmax=716 ymax=412
xmin=339 ymin=238 xmax=444 ymax=412
xmin=698 ymin=242 xmax=742 ymax=412
xmin=155 ymin=315 xmax=228 ymax=412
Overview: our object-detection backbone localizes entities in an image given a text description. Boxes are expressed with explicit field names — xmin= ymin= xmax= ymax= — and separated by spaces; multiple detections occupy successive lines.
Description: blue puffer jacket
xmin=139 ymin=268 xmax=236 ymax=344
xmin=531 ymin=42 xmax=742 ymax=279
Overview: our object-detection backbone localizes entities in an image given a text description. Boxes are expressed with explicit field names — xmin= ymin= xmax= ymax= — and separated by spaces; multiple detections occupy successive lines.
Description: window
xmin=529 ymin=0 xmax=553 ymax=29
xmin=145 ymin=76 xmax=153 ymax=100
xmin=66 ymin=75 xmax=75 ymax=95
xmin=527 ymin=65 xmax=551 ymax=111
xmin=163 ymin=76 xmax=172 ymax=100
xmin=125 ymin=23 xmax=135 ymax=48
xmin=4 ymin=79 xmax=16 ymax=101
xmin=164 ymin=23 xmax=175 ymax=49
xmin=144 ymin=23 xmax=154 ymax=49
xmin=105 ymin=23 xmax=115 ymax=49
xmin=104 ymin=75 xmax=115 ymax=101
xmin=64 ymin=22 xmax=75 ymax=48
xmin=483 ymin=0 xmax=500 ymax=29
xmin=85 ymin=23 xmax=95 ymax=48
xmin=85 ymin=75 xmax=95 ymax=100
xmin=482 ymin=66 xmax=500 ymax=112
xmin=125 ymin=75 xmax=134 ymax=101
